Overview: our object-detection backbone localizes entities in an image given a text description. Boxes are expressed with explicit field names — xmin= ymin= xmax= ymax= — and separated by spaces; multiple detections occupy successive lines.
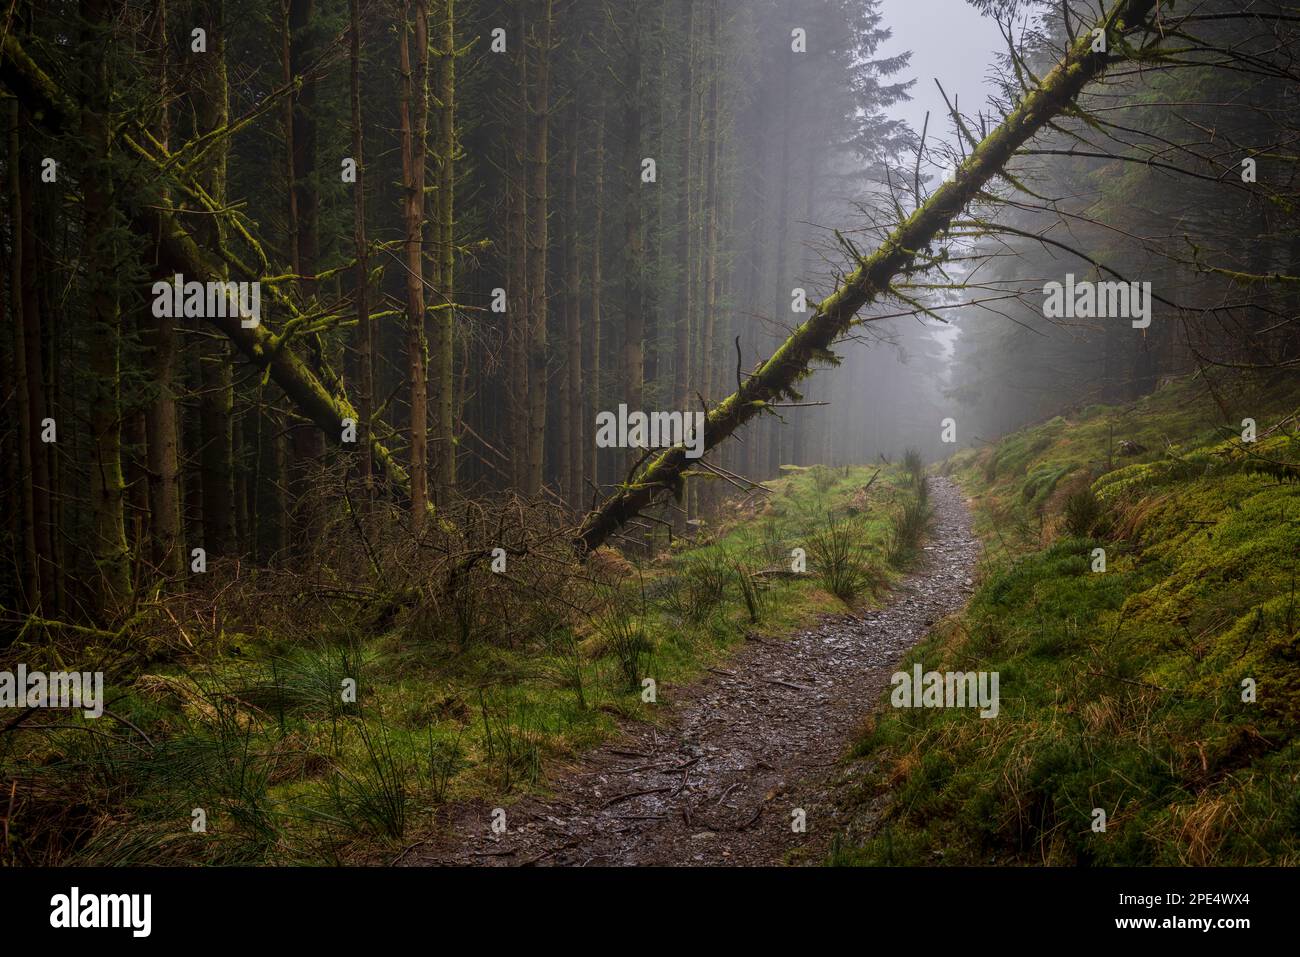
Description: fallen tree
xmin=0 ymin=33 xmax=415 ymax=500
xmin=574 ymin=0 xmax=1165 ymax=554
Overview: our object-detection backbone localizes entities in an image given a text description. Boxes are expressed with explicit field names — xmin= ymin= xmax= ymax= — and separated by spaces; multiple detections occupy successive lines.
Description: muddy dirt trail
xmin=404 ymin=477 xmax=980 ymax=867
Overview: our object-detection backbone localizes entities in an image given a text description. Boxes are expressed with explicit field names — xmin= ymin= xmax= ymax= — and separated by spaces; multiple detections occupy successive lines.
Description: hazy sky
xmin=877 ymin=0 xmax=1008 ymax=149
xmin=874 ymin=1 xmax=1011 ymax=364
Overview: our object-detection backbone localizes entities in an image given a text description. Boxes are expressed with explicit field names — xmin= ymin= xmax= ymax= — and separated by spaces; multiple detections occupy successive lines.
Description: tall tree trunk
xmin=80 ymin=0 xmax=131 ymax=617
xmin=9 ymin=99 xmax=37 ymax=608
xmin=233 ymin=412 xmax=249 ymax=550
xmin=400 ymin=0 xmax=430 ymax=528
xmin=197 ymin=346 xmax=235 ymax=558
xmin=17 ymin=119 xmax=55 ymax=612
xmin=792 ymin=139 xmax=818 ymax=467
xmin=523 ymin=0 xmax=552 ymax=495
xmin=564 ymin=102 xmax=582 ymax=507
xmin=699 ymin=0 xmax=719 ymax=508
xmin=587 ymin=95 xmax=604 ymax=496
xmin=431 ymin=0 xmax=456 ymax=502
xmin=193 ymin=0 xmax=236 ymax=557
xmin=620 ymin=3 xmax=643 ymax=418
xmin=768 ymin=38 xmax=792 ymax=479
xmin=281 ymin=0 xmax=300 ymax=277
xmin=506 ymin=0 xmax=529 ymax=490
xmin=273 ymin=412 xmax=291 ymax=556
xmin=672 ymin=0 xmax=695 ymax=421
xmin=287 ymin=0 xmax=326 ymax=538
xmin=144 ymin=0 xmax=182 ymax=579
xmin=290 ymin=0 xmax=319 ymax=293
xmin=350 ymin=0 xmax=372 ymax=494
xmin=557 ymin=108 xmax=573 ymax=505
xmin=688 ymin=24 xmax=708 ymax=516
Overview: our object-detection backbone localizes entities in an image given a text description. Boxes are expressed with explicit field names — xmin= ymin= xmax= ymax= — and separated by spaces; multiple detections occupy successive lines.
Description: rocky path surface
xmin=404 ymin=477 xmax=980 ymax=866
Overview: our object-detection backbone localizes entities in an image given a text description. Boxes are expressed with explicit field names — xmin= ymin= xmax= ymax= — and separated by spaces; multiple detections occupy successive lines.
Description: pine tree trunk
xmin=143 ymin=0 xmax=183 ymax=579
xmin=672 ymin=0 xmax=694 ymax=422
xmin=699 ymin=0 xmax=719 ymax=509
xmin=507 ymin=0 xmax=529 ymax=490
xmin=563 ymin=102 xmax=582 ymax=506
xmin=350 ymin=0 xmax=372 ymax=494
xmin=523 ymin=0 xmax=552 ymax=495
xmin=587 ymin=97 xmax=604 ymax=496
xmin=400 ymin=0 xmax=431 ymax=528
xmin=768 ymin=39 xmax=792 ymax=479
xmin=193 ymin=0 xmax=236 ymax=557
xmin=80 ymin=0 xmax=132 ymax=617
xmin=290 ymin=0 xmax=318 ymax=292
xmin=792 ymin=139 xmax=818 ymax=467
xmin=9 ymin=99 xmax=38 ymax=607
xmin=17 ymin=122 xmax=56 ymax=611
xmin=430 ymin=0 xmax=456 ymax=502
xmin=620 ymin=5 xmax=644 ymax=419
xmin=287 ymin=0 xmax=325 ymax=537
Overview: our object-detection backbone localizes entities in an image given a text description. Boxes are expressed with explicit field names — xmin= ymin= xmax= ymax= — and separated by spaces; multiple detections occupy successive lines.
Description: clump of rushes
xmin=808 ymin=513 xmax=878 ymax=604
xmin=729 ymin=554 xmax=770 ymax=623
xmin=902 ymin=447 xmax=924 ymax=483
xmin=886 ymin=469 xmax=932 ymax=568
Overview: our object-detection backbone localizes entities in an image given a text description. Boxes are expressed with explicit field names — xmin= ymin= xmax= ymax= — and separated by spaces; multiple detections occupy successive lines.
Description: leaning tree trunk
xmin=0 ymin=32 xmax=421 ymax=505
xmin=575 ymin=0 xmax=1164 ymax=553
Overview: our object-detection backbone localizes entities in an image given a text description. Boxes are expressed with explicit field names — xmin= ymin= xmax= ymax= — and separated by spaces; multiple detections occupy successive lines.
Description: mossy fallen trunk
xmin=0 ymin=34 xmax=415 ymax=502
xmin=574 ymin=0 xmax=1163 ymax=554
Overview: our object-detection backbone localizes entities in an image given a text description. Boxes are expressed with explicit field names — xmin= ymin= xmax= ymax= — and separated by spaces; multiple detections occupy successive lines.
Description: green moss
xmin=836 ymin=376 xmax=1300 ymax=866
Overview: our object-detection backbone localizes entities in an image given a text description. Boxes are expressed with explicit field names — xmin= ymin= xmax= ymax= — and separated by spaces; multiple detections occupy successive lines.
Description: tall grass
xmin=886 ymin=479 xmax=932 ymax=568
xmin=478 ymin=691 xmax=543 ymax=793
xmin=325 ymin=717 xmax=410 ymax=840
xmin=729 ymin=555 xmax=770 ymax=623
xmin=902 ymin=447 xmax=925 ymax=483
xmin=807 ymin=513 xmax=879 ymax=604
xmin=594 ymin=582 xmax=653 ymax=691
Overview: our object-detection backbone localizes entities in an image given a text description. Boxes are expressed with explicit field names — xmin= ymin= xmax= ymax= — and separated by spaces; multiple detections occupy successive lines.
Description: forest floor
xmin=400 ymin=477 xmax=979 ymax=866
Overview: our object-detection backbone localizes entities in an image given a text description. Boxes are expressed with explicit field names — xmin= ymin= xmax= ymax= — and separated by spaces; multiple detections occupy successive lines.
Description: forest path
xmin=403 ymin=477 xmax=980 ymax=867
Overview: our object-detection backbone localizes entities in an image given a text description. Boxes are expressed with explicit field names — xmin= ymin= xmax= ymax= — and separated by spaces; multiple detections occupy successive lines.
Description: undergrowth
xmin=834 ymin=373 xmax=1300 ymax=866
xmin=1 ymin=461 xmax=921 ymax=865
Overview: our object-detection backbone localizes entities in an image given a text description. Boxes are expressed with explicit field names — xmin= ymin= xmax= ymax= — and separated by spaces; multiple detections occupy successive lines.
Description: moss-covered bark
xmin=0 ymin=31 xmax=417 ymax=505
xmin=574 ymin=0 xmax=1163 ymax=553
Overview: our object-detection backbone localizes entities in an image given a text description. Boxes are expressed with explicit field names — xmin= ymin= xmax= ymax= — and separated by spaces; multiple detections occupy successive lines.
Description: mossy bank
xmin=832 ymin=373 xmax=1300 ymax=866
